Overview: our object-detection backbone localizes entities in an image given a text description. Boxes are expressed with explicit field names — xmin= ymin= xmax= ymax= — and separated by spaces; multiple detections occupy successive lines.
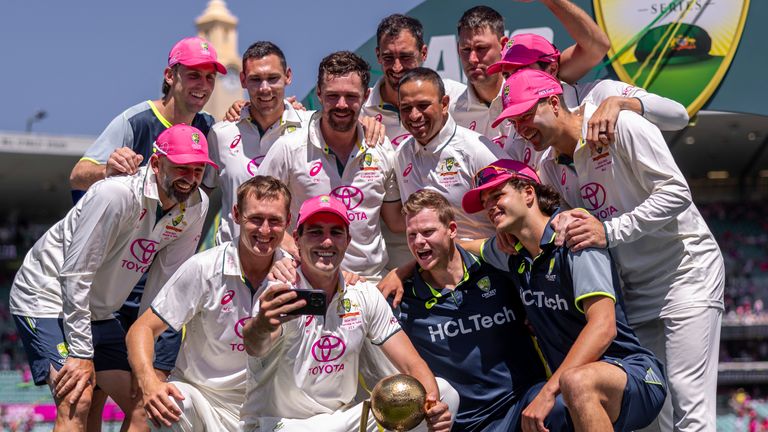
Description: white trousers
xmin=246 ymin=377 xmax=459 ymax=432
xmin=634 ymin=307 xmax=722 ymax=432
xmin=152 ymin=381 xmax=240 ymax=432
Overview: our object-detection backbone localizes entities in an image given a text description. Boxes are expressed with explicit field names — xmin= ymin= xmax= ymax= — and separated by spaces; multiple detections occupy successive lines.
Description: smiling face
xmin=398 ymin=78 xmax=449 ymax=145
xmin=151 ymin=155 xmax=205 ymax=204
xmin=166 ymin=64 xmax=217 ymax=114
xmin=295 ymin=213 xmax=351 ymax=275
xmin=406 ymin=208 xmax=457 ymax=273
xmin=376 ymin=30 xmax=427 ymax=93
xmin=234 ymin=194 xmax=289 ymax=259
xmin=508 ymin=97 xmax=561 ymax=152
xmin=317 ymin=72 xmax=366 ymax=133
xmin=241 ymin=54 xmax=291 ymax=120
xmin=458 ymin=26 xmax=505 ymax=87
xmin=480 ymin=182 xmax=533 ymax=234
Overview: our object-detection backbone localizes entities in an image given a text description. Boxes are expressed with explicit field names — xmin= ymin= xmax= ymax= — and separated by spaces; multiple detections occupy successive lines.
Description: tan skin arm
xmin=381 ymin=201 xmax=406 ymax=233
xmin=70 ymin=159 xmax=107 ymax=190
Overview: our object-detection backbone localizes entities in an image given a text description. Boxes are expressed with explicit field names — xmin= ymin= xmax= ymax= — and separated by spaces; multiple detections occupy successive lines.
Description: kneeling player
xmin=463 ymin=160 xmax=666 ymax=431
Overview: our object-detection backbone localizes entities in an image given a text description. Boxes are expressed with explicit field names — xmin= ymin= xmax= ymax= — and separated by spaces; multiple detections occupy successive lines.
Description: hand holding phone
xmin=287 ymin=289 xmax=327 ymax=316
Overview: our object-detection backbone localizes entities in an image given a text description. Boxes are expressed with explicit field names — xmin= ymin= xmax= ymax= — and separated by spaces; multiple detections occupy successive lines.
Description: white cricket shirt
xmin=451 ymin=81 xmax=512 ymax=151
xmin=257 ymin=113 xmax=400 ymax=278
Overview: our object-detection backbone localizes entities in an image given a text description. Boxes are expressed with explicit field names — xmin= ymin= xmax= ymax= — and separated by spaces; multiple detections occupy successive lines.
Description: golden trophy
xmin=359 ymin=374 xmax=427 ymax=432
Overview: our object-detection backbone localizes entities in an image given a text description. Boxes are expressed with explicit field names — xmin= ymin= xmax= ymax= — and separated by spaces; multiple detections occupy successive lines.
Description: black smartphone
xmin=287 ymin=289 xmax=327 ymax=316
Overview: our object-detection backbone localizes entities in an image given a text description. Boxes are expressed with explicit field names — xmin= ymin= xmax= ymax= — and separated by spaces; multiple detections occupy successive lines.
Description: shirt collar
xmin=241 ymin=99 xmax=304 ymax=131
xmin=307 ymin=112 xmax=367 ymax=157
xmin=223 ymin=240 xmax=287 ymax=284
xmin=462 ymin=82 xmax=503 ymax=111
xmin=539 ymin=209 xmax=562 ymax=249
xmin=411 ymin=245 xmax=481 ymax=299
xmin=413 ymin=115 xmax=457 ymax=155
xmin=141 ymin=166 xmax=160 ymax=201
xmin=365 ymin=77 xmax=400 ymax=113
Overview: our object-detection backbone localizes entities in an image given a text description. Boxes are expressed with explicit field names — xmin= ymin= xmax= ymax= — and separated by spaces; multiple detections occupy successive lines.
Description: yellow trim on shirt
xmin=530 ymin=335 xmax=552 ymax=378
xmin=78 ymin=157 xmax=101 ymax=165
xmin=148 ymin=100 xmax=173 ymax=128
xmin=574 ymin=292 xmax=616 ymax=314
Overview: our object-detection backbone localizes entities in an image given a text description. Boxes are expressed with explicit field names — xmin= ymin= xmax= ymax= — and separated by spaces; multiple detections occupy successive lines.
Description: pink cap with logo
xmin=297 ymin=195 xmax=350 ymax=227
xmin=486 ymin=34 xmax=561 ymax=76
xmin=154 ymin=124 xmax=219 ymax=169
xmin=462 ymin=159 xmax=541 ymax=214
xmin=168 ymin=37 xmax=227 ymax=74
xmin=491 ymin=69 xmax=563 ymax=128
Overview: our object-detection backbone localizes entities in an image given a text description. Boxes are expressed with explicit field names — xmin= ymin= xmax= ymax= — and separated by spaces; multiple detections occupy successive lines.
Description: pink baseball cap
xmin=491 ymin=69 xmax=563 ymax=128
xmin=462 ymin=159 xmax=541 ymax=214
xmin=297 ymin=195 xmax=350 ymax=227
xmin=168 ymin=37 xmax=227 ymax=74
xmin=154 ymin=124 xmax=219 ymax=169
xmin=486 ymin=34 xmax=561 ymax=75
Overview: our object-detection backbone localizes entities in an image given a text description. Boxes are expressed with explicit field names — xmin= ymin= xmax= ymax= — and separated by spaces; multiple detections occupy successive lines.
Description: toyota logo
xmin=130 ymin=239 xmax=158 ymax=264
xmin=246 ymin=156 xmax=265 ymax=176
xmin=330 ymin=186 xmax=363 ymax=211
xmin=234 ymin=317 xmax=252 ymax=338
xmin=580 ymin=182 xmax=607 ymax=211
xmin=311 ymin=335 xmax=346 ymax=362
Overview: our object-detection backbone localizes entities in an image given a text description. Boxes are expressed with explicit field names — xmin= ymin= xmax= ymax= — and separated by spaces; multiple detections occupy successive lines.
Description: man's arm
xmin=521 ymin=296 xmax=616 ymax=431
xmin=70 ymin=111 xmax=134 ymax=190
xmin=381 ymin=201 xmax=405 ymax=233
xmin=242 ymin=284 xmax=305 ymax=357
xmin=540 ymin=0 xmax=610 ymax=84
xmin=126 ymin=309 xmax=183 ymax=427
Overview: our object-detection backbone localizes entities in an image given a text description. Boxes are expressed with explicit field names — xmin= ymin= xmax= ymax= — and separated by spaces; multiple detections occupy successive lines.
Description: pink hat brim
xmin=462 ymin=174 xmax=514 ymax=214
xmin=178 ymin=59 xmax=227 ymax=74
xmin=491 ymin=98 xmax=539 ymax=129
xmin=166 ymin=153 xmax=220 ymax=171
xmin=297 ymin=208 xmax=349 ymax=228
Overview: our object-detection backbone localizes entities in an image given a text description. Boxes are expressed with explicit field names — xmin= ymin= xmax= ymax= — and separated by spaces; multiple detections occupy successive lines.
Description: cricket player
xmin=10 ymin=124 xmax=216 ymax=431
xmin=126 ymin=176 xmax=292 ymax=431
xmin=493 ymin=69 xmax=724 ymax=431
xmin=463 ymin=158 xmax=667 ymax=432
xmin=240 ymin=194 xmax=458 ymax=432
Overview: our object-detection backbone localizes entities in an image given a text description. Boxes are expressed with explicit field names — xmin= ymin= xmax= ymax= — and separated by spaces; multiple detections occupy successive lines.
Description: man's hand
xmin=377 ymin=268 xmax=405 ymax=308
xmin=550 ymin=210 xmax=582 ymax=247
xmin=586 ymin=96 xmax=625 ymax=149
xmin=54 ymin=357 xmax=96 ymax=404
xmin=255 ymin=284 xmax=306 ymax=331
xmin=342 ymin=271 xmax=366 ymax=286
xmin=286 ymin=95 xmax=306 ymax=111
xmin=267 ymin=257 xmax=298 ymax=284
xmin=225 ymin=99 xmax=248 ymax=122
xmin=563 ymin=211 xmax=607 ymax=251
xmin=106 ymin=147 xmax=142 ymax=177
xmin=138 ymin=376 xmax=184 ymax=428
xmin=496 ymin=231 xmax=520 ymax=255
xmin=359 ymin=116 xmax=387 ymax=146
xmin=521 ymin=385 xmax=556 ymax=432
xmin=424 ymin=394 xmax=452 ymax=432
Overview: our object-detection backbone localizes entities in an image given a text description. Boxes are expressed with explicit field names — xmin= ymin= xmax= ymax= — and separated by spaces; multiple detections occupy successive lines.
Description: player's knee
xmin=560 ymin=367 xmax=598 ymax=405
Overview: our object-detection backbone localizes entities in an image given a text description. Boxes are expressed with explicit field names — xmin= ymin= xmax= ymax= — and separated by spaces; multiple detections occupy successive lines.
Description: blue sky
xmin=0 ymin=0 xmax=423 ymax=136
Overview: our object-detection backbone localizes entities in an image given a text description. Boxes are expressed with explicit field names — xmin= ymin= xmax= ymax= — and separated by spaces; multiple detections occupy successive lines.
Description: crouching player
xmin=462 ymin=160 xmax=666 ymax=431
xmin=126 ymin=176 xmax=293 ymax=431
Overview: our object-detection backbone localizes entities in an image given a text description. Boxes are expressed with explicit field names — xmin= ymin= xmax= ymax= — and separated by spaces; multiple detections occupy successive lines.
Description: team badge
xmin=477 ymin=276 xmax=491 ymax=292
xmin=593 ymin=0 xmax=749 ymax=116
xmin=57 ymin=342 xmax=69 ymax=358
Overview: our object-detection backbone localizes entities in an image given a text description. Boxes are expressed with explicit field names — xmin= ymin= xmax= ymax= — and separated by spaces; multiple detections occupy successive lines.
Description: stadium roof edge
xmin=0 ymin=130 xmax=95 ymax=157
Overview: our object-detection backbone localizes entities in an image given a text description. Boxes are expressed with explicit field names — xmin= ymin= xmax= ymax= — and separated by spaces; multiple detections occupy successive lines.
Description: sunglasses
xmin=474 ymin=164 xmax=538 ymax=187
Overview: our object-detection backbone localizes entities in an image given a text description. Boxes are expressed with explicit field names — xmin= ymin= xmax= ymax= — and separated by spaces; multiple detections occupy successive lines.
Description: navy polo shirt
xmin=481 ymin=210 xmax=655 ymax=371
xmin=397 ymin=246 xmax=547 ymax=432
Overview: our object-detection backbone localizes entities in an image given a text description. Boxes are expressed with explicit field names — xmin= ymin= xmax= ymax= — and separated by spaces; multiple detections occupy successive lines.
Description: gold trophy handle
xmin=359 ymin=399 xmax=372 ymax=432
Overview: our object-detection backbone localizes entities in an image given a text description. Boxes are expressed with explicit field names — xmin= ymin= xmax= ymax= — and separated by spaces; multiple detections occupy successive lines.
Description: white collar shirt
xmin=205 ymin=102 xmax=312 ymax=244
xmin=451 ymin=80 xmax=511 ymax=150
xmin=257 ymin=114 xmax=400 ymax=279
xmin=396 ymin=115 xmax=502 ymax=240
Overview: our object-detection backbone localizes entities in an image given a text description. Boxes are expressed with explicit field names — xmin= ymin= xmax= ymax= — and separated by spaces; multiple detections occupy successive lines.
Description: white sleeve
xmin=150 ymin=255 xmax=208 ymax=332
xmin=586 ymin=80 xmax=689 ymax=131
xmin=362 ymin=285 xmax=402 ymax=345
xmin=140 ymin=192 xmax=209 ymax=313
xmin=82 ymin=113 xmax=133 ymax=163
xmin=61 ymin=182 xmax=135 ymax=358
xmin=604 ymin=112 xmax=692 ymax=247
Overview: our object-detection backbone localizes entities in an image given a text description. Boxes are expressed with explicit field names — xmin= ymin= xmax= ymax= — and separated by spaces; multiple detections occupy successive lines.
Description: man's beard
xmin=326 ymin=109 xmax=357 ymax=132
xmin=162 ymin=177 xmax=198 ymax=203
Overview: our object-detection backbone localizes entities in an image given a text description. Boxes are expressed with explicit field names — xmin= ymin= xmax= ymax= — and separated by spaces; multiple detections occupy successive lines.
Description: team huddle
xmin=9 ymin=1 xmax=724 ymax=432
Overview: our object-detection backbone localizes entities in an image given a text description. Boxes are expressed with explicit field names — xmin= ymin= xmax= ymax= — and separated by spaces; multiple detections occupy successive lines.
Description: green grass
xmin=623 ymin=56 xmax=724 ymax=107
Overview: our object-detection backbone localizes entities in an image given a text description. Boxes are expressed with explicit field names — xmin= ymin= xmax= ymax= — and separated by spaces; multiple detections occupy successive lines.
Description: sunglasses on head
xmin=474 ymin=164 xmax=538 ymax=187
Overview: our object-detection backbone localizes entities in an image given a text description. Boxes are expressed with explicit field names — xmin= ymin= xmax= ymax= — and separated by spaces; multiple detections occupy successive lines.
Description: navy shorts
xmin=605 ymin=354 xmax=667 ymax=431
xmin=13 ymin=315 xmax=130 ymax=386
xmin=115 ymin=274 xmax=182 ymax=372
xmin=481 ymin=381 xmax=574 ymax=432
